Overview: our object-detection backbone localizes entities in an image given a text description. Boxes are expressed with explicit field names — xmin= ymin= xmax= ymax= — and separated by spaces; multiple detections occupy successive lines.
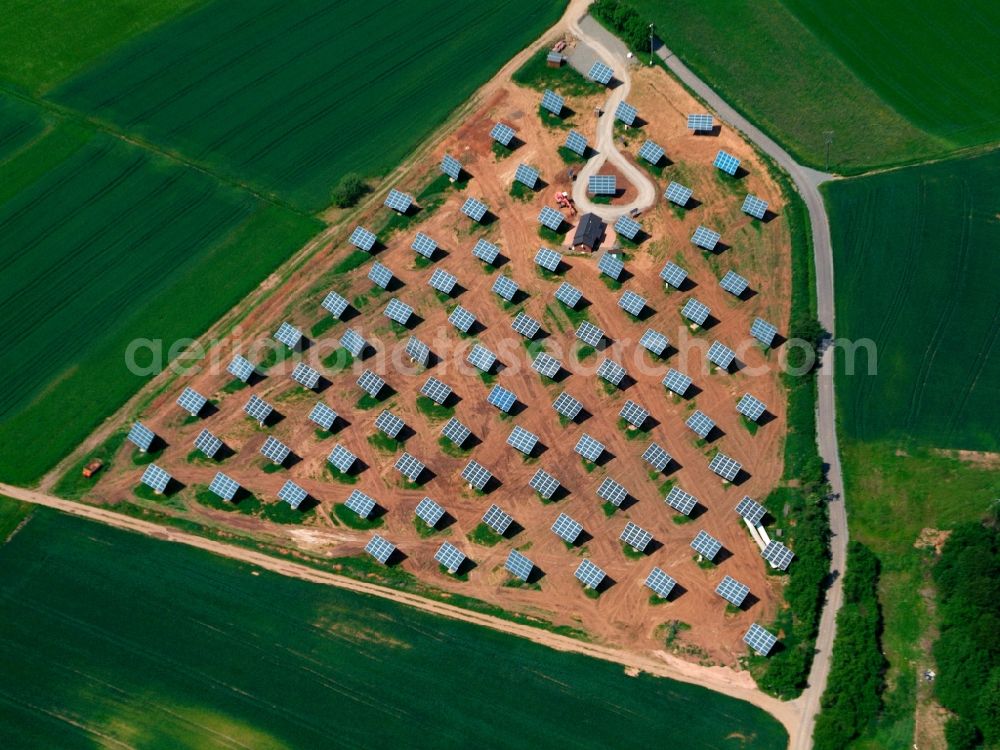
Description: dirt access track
xmin=68 ymin=22 xmax=793 ymax=670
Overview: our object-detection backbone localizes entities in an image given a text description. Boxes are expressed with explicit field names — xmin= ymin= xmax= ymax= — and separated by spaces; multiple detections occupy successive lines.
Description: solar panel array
xmin=597 ymin=358 xmax=627 ymax=386
xmin=709 ymin=452 xmax=742 ymax=482
xmin=575 ymin=559 xmax=606 ymax=589
xmin=472 ymin=238 xmax=499 ymax=264
xmin=642 ymin=442 xmax=672 ymax=472
xmin=552 ymin=391 xmax=583 ymax=420
xmin=659 ymin=261 xmax=688 ymax=288
xmin=716 ymin=575 xmax=750 ymax=607
xmin=665 ymin=486 xmax=697 ymax=516
xmin=681 ymin=297 xmax=710 ymax=325
xmin=540 ymin=90 xmax=564 ymax=116
xmin=309 ymin=402 xmax=337 ymax=431
xmin=227 ymin=355 xmax=254 ymax=383
xmin=530 ymin=468 xmax=561 ymax=500
xmin=208 ymin=472 xmax=239 ymax=501
xmin=374 ymin=409 xmax=405 ymax=438
xmin=461 ymin=197 xmax=488 ymax=222
xmin=687 ymin=113 xmax=714 ymax=131
xmin=411 ymin=232 xmax=438 ymax=259
xmin=322 ymin=290 xmax=349 ymax=319
xmin=384 ymin=188 xmax=412 ymax=213
xmin=462 ymin=460 xmax=492 ymax=490
xmin=260 ymin=436 xmax=290 ymax=464
xmin=640 ymin=329 xmax=669 ymax=356
xmin=552 ymin=512 xmax=583 ymax=543
xmin=662 ymin=368 xmax=693 ymax=396
xmin=737 ymin=393 xmax=767 ymax=422
xmin=395 ymin=452 xmax=425 ymax=482
xmin=365 ymin=535 xmax=396 ymax=564
xmin=720 ymin=270 xmax=749 ymax=297
xmin=487 ymin=385 xmax=516 ymax=413
xmin=278 ymin=480 xmax=307 ymax=509
xmin=664 ymin=181 xmax=693 ymax=207
xmin=128 ymin=422 xmax=155 ymax=451
xmin=141 ymin=464 xmax=171 ymax=493
xmin=491 ymin=122 xmax=515 ymax=146
xmin=614 ymin=215 xmax=641 ymax=240
xmin=588 ymin=60 xmax=614 ymax=84
xmin=538 ymin=206 xmax=565 ymax=231
xmin=535 ymin=247 xmax=562 ymax=272
xmin=415 ymin=497 xmax=445 ymax=528
xmin=339 ymin=328 xmax=368 ymax=357
xmin=491 ymin=275 xmax=518 ymax=301
xmin=564 ymin=130 xmax=588 ymax=156
xmin=368 ymin=262 xmax=393 ymax=289
xmin=483 ymin=504 xmax=513 ymax=534
xmin=328 ymin=444 xmax=357 ymax=473
xmin=244 ymin=395 xmax=273 ymax=424
xmin=638 ymin=139 xmax=665 ymax=165
xmin=751 ymin=318 xmax=778 ymax=347
xmin=645 ymin=567 xmax=677 ymax=599
xmin=194 ymin=429 xmax=223 ymax=458
xmin=177 ymin=387 xmax=206 ymax=416
xmin=762 ymin=540 xmax=795 ymax=571
xmin=744 ymin=623 xmax=778 ymax=656
xmin=618 ymin=290 xmax=646 ymax=316
xmin=505 ymin=549 xmax=534 ymax=581
xmin=555 ymin=282 xmax=582 ymax=308
xmin=345 ymin=490 xmax=376 ymax=518
xmin=448 ymin=306 xmax=476 ymax=333
xmin=274 ymin=322 xmax=302 ymax=349
xmin=435 ymin=542 xmax=466 ymax=574
xmin=597 ymin=477 xmax=628 ymax=507
xmin=735 ymin=496 xmax=767 ymax=526
xmin=614 ymin=100 xmax=637 ymax=125
xmin=575 ymin=321 xmax=604 ymax=347
xmin=691 ymin=225 xmax=721 ymax=251
xmin=291 ymin=362 xmax=321 ymax=390
xmin=619 ymin=399 xmax=649 ymax=428
xmin=620 ymin=521 xmax=653 ymax=551
xmin=440 ymin=153 xmax=462 ymax=181
xmin=405 ymin=336 xmax=430 ymax=366
xmin=420 ymin=376 xmax=451 ymax=405
xmin=686 ymin=410 xmax=715 ymax=438
xmin=531 ymin=351 xmax=561 ymax=379
xmin=714 ymin=150 xmax=741 ymax=176
xmin=708 ymin=340 xmax=736 ymax=369
xmin=441 ymin=417 xmax=471 ymax=446
xmin=428 ymin=268 xmax=457 ymax=294
xmin=691 ymin=529 xmax=722 ymax=560
xmin=506 ymin=425 xmax=538 ymax=455
xmin=598 ymin=253 xmax=624 ymax=280
xmin=466 ymin=344 xmax=497 ymax=372
xmin=588 ymin=174 xmax=616 ymax=195
xmin=575 ymin=434 xmax=604 ymax=462
xmin=742 ymin=194 xmax=768 ymax=219
xmin=356 ymin=369 xmax=385 ymax=397
xmin=514 ymin=163 xmax=539 ymax=189
xmin=349 ymin=226 xmax=377 ymax=252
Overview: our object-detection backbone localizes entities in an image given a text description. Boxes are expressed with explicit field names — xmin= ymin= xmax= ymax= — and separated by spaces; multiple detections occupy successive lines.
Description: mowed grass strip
xmin=825 ymin=149 xmax=1000 ymax=451
xmin=52 ymin=0 xmax=568 ymax=211
xmin=0 ymin=505 xmax=788 ymax=749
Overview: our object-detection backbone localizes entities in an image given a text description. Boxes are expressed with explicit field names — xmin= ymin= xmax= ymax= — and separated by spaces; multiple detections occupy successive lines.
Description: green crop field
xmin=826 ymin=149 xmax=1000 ymax=452
xmin=641 ymin=0 xmax=1000 ymax=171
xmin=53 ymin=0 xmax=567 ymax=211
xmin=0 ymin=504 xmax=787 ymax=749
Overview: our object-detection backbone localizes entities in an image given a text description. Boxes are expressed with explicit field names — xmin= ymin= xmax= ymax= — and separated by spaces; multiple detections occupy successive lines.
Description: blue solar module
xmin=552 ymin=391 xmax=583 ymax=420
xmin=742 ymin=194 xmax=768 ymax=219
xmin=505 ymin=550 xmax=534 ymax=581
xmin=384 ymin=188 xmax=413 ymax=213
xmin=339 ymin=328 xmax=368 ymax=357
xmin=461 ymin=197 xmax=488 ymax=222
xmin=368 ymin=262 xmax=393 ymax=289
xmin=440 ymin=153 xmax=462 ymax=181
xmin=273 ymin=322 xmax=302 ymax=349
xmin=514 ymin=163 xmax=540 ymax=189
xmin=208 ymin=472 xmax=239 ymax=501
xmin=291 ymin=362 xmax=321 ymax=389
xmin=511 ymin=311 xmax=541 ymax=338
xmin=260 ymin=436 xmax=291 ymax=464
xmin=720 ymin=270 xmax=749 ymax=296
xmin=441 ymin=417 xmax=472 ymax=447
xmin=645 ymin=567 xmax=677 ymax=599
xmin=597 ymin=252 xmax=624 ymax=280
xmin=588 ymin=174 xmax=616 ymax=195
xmin=321 ymin=290 xmax=349 ymax=319
xmin=681 ymin=298 xmax=710 ymax=326
xmin=575 ymin=559 xmax=606 ymax=589
xmin=356 ymin=369 xmax=385 ymax=397
xmin=176 ymin=387 xmax=206 ymax=416
xmin=227 ymin=355 xmax=254 ymax=383
xmin=554 ymin=281 xmax=582 ymax=308
xmin=637 ymin=139 xmax=665 ymax=165
xmin=194 ymin=429 xmax=223 ymax=459
xmin=664 ymin=182 xmax=693 ymax=207
xmin=278 ymin=481 xmax=308 ymax=509
xmin=472 ymin=238 xmax=500 ymax=264
xmin=707 ymin=340 xmax=736 ymax=369
xmin=435 ymin=541 xmax=466 ymax=574
xmin=659 ymin=261 xmax=688 ymax=288
xmin=365 ymin=535 xmax=396 ymax=564
xmin=487 ymin=385 xmax=516 ymax=413
xmin=466 ymin=344 xmax=497 ymax=373
xmin=614 ymin=101 xmax=637 ymax=125
xmin=383 ymin=298 xmax=413 ymax=325
xmin=535 ymin=247 xmax=562 ymax=272
xmin=349 ymin=226 xmax=377 ymax=252
xmin=713 ymin=150 xmax=741 ymax=176
xmin=618 ymin=290 xmax=646 ymax=317
xmin=416 ymin=497 xmax=446 ymax=529
xmin=614 ymin=215 xmax=641 ymax=240
xmin=564 ymin=130 xmax=588 ymax=156
xmin=243 ymin=394 xmax=273 ymax=424
xmin=538 ymin=206 xmax=565 ymax=231
xmin=345 ymin=489 xmax=376 ymax=519
xmin=411 ymin=232 xmax=438 ymax=258
xmin=309 ymin=402 xmax=337 ymax=431
xmin=491 ymin=275 xmax=519 ymax=301
xmin=687 ymin=113 xmax=714 ymax=131
xmin=140 ymin=464 xmax=171 ymax=493
xmin=642 ymin=443 xmax=672 ymax=472
xmin=662 ymin=368 xmax=693 ymax=396
xmin=540 ymin=89 xmax=564 ymax=116
xmin=127 ymin=422 xmax=155 ymax=451
xmin=490 ymin=122 xmax=515 ymax=146
xmin=639 ymin=329 xmax=669 ymax=356
xmin=447 ymin=305 xmax=476 ymax=333
xmin=588 ymin=61 xmax=614 ymax=85
xmin=428 ymin=268 xmax=458 ymax=294
xmin=750 ymin=317 xmax=778 ymax=347
xmin=691 ymin=225 xmax=721 ymax=251
xmin=744 ymin=623 xmax=778 ymax=656
xmin=405 ymin=336 xmax=430 ymax=366
xmin=708 ymin=452 xmax=742 ymax=482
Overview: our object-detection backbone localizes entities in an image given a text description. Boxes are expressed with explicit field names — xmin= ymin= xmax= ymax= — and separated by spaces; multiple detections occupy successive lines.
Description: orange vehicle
xmin=82 ymin=459 xmax=103 ymax=478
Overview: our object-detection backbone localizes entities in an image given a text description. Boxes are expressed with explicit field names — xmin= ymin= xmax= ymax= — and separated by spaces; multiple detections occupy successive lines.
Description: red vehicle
xmin=82 ymin=459 xmax=103 ymax=478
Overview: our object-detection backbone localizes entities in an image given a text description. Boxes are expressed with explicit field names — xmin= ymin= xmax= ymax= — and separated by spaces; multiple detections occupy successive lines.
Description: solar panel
xmin=435 ymin=542 xmax=466 ymax=573
xmin=540 ymin=89 xmax=564 ymax=116
xmin=420 ymin=376 xmax=452 ymax=405
xmin=530 ymin=469 xmax=561 ymax=500
xmin=507 ymin=425 xmax=538 ymax=455
xmin=686 ymin=410 xmax=715 ymax=438
xmin=383 ymin=298 xmax=414 ymax=326
xmin=440 ymin=153 xmax=462 ymax=181
xmin=356 ymin=369 xmax=385 ymax=397
xmin=552 ymin=391 xmax=583 ymax=420
xmin=227 ymin=355 xmax=254 ymax=383
xmin=681 ymin=298 xmax=710 ymax=325
xmin=349 ymin=226 xmax=377 ymax=252
xmin=491 ymin=275 xmax=518 ymax=301
xmin=618 ymin=290 xmax=646 ymax=316
xmin=709 ymin=452 xmax=742 ymax=482
xmin=597 ymin=358 xmax=627 ymax=386
xmin=365 ymin=535 xmax=396 ymax=564
xmin=742 ymin=194 xmax=768 ymax=219
xmin=511 ymin=311 xmax=541 ymax=339
xmin=735 ymin=496 xmax=767 ymax=526
xmin=428 ymin=268 xmax=458 ymax=294
xmin=395 ymin=452 xmax=425 ymax=482
xmin=466 ymin=344 xmax=497 ymax=372
xmin=575 ymin=321 xmax=604 ymax=347
xmin=662 ymin=368 xmax=693 ymax=396
xmin=614 ymin=100 xmax=637 ymax=125
xmin=514 ymin=163 xmax=540 ymax=189
xmin=487 ymin=385 xmax=516 ymax=413
xmin=321 ymin=290 xmax=349 ymax=319
xmin=243 ymin=395 xmax=273 ymax=424
xmin=208 ymin=472 xmax=239 ymax=501
xmin=564 ymin=130 xmax=587 ymax=156
xmin=619 ymin=399 xmax=649 ymax=428
xmin=193 ymin=429 xmax=223 ymax=459
xmin=343 ymin=490 xmax=376 ymax=519
xmin=707 ymin=341 xmax=736 ymax=369
xmin=645 ymin=568 xmax=677 ymax=599
xmin=687 ymin=113 xmax=714 ymax=131
xmin=448 ymin=306 xmax=476 ymax=333
xmin=719 ymin=270 xmax=750 ymax=297
xmin=575 ymin=434 xmax=604 ymax=462
xmin=664 ymin=182 xmax=693 ymax=207
xmin=531 ymin=352 xmax=560 ymax=379
xmin=176 ymin=387 xmax=206 ymax=416
xmin=744 ymin=623 xmax=778 ymax=656
xmin=598 ymin=253 xmax=624 ymax=280
xmin=274 ymin=322 xmax=302 ymax=349
xmin=642 ymin=443 xmax=672 ymax=472
xmin=555 ymin=282 xmax=582 ymax=308
xmin=575 ymin=559 xmax=606 ymax=589
xmin=374 ymin=409 xmax=405 ymax=438
xmin=461 ymin=197 xmax=488 ymax=222
xmin=384 ymin=188 xmax=412 ymax=213
xmin=309 ymin=402 xmax=338 ymax=431
xmin=637 ymin=139 xmax=665 ymax=165
xmin=535 ymin=247 xmax=562 ymax=272
xmin=291 ymin=362 xmax=321 ymax=390
xmin=260 ymin=436 xmax=290 ymax=464
xmin=620 ymin=521 xmax=653 ymax=551
xmin=140 ymin=464 xmax=171 ymax=493
xmin=588 ymin=174 xmax=616 ymax=195
xmin=691 ymin=225 xmax=721 ymax=251
xmin=597 ymin=477 xmax=628 ymax=507
xmin=405 ymin=336 xmax=430 ymax=366
xmin=665 ymin=486 xmax=697 ymax=516
xmin=491 ymin=122 xmax=516 ymax=146
xmin=127 ymin=422 xmax=155 ymax=451
xmin=716 ymin=575 xmax=750 ymax=607
xmin=505 ymin=549 xmax=534 ymax=581
xmin=751 ymin=318 xmax=778 ymax=347
xmin=737 ymin=393 xmax=767 ymax=422
xmin=552 ymin=513 xmax=583 ymax=543
xmin=483 ymin=504 xmax=513 ymax=534
xmin=368 ymin=262 xmax=393 ymax=289
xmin=278 ymin=480 xmax=307 ymax=509
xmin=472 ymin=238 xmax=499 ymax=264
xmin=538 ymin=206 xmax=565 ymax=231
xmin=659 ymin=261 xmax=688 ymax=288
xmin=328 ymin=444 xmax=356 ymax=473
xmin=588 ymin=60 xmax=614 ymax=84
xmin=441 ymin=417 xmax=471 ymax=447
xmin=714 ymin=150 xmax=741 ymax=176
xmin=614 ymin=215 xmax=641 ymax=240
xmin=415 ymin=497 xmax=445 ymax=528
xmin=339 ymin=328 xmax=368 ymax=357
xmin=691 ymin=530 xmax=722 ymax=560
xmin=462 ymin=460 xmax=492 ymax=490
xmin=411 ymin=232 xmax=438 ymax=259
xmin=640 ymin=329 xmax=669 ymax=356
xmin=762 ymin=540 xmax=795 ymax=571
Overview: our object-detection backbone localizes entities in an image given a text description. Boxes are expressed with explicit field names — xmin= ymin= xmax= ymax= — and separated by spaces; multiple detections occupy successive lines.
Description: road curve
xmin=655 ymin=41 xmax=847 ymax=750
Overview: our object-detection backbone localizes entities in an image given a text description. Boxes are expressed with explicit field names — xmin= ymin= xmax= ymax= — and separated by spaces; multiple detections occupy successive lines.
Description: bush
xmin=591 ymin=0 xmax=653 ymax=52
xmin=944 ymin=716 xmax=981 ymax=750
xmin=330 ymin=173 xmax=369 ymax=208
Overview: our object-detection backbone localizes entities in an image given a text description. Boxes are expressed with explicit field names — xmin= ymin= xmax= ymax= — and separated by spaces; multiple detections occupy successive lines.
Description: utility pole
xmin=649 ymin=23 xmax=655 ymax=66
xmin=823 ymin=130 xmax=834 ymax=172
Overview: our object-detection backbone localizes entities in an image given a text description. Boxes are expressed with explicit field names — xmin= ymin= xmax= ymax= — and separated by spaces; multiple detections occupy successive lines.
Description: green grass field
xmin=826 ymin=150 xmax=1000 ymax=451
xmin=0 ymin=504 xmax=788 ymax=749
xmin=53 ymin=0 xmax=567 ymax=211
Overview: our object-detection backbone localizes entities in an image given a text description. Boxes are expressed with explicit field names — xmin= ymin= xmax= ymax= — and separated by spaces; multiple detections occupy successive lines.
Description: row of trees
xmin=591 ymin=0 xmax=653 ymax=53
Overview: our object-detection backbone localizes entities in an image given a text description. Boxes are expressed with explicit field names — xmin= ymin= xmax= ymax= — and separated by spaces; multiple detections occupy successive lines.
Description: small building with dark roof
xmin=572 ymin=212 xmax=605 ymax=252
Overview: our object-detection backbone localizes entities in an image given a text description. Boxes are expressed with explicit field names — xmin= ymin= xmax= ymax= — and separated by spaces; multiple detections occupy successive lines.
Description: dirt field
xmin=86 ymin=62 xmax=792 ymax=665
